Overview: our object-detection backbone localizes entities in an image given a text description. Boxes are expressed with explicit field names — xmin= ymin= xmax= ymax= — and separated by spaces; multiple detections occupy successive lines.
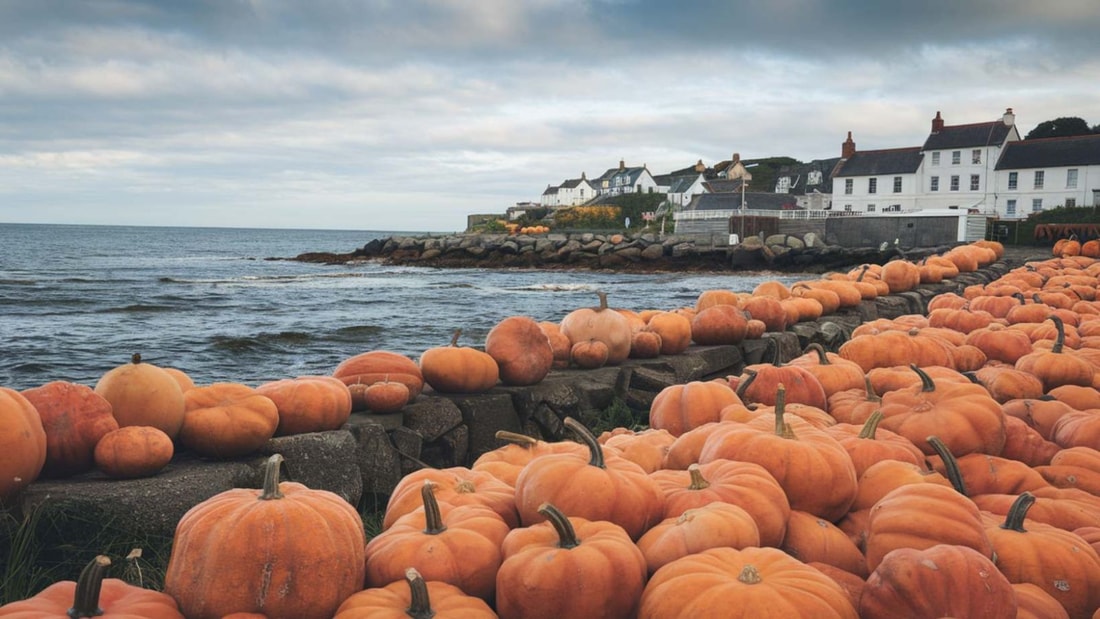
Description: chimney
xmin=694 ymin=159 xmax=705 ymax=173
xmin=732 ymin=152 xmax=741 ymax=165
xmin=619 ymin=159 xmax=625 ymax=171
xmin=841 ymin=131 xmax=856 ymax=159
xmin=932 ymin=111 xmax=944 ymax=133
xmin=581 ymin=171 xmax=586 ymax=180
xmin=1003 ymin=107 xmax=1015 ymax=126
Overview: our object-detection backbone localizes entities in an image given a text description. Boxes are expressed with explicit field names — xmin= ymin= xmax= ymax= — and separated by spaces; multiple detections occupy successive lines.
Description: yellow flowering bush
xmin=554 ymin=205 xmax=622 ymax=229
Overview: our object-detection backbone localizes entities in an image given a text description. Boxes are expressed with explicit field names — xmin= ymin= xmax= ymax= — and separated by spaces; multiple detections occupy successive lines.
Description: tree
xmin=1025 ymin=117 xmax=1093 ymax=140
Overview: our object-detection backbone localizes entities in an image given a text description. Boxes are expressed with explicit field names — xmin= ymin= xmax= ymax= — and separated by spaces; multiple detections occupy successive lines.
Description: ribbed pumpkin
xmin=334 ymin=568 xmax=496 ymax=619
xmin=780 ymin=510 xmax=869 ymax=578
xmin=420 ymin=330 xmax=500 ymax=393
xmin=94 ymin=353 xmax=186 ymax=440
xmin=164 ymin=454 xmax=367 ymax=619
xmin=570 ymin=338 xmax=609 ymax=368
xmin=485 ymin=315 xmax=554 ymax=386
xmin=179 ymin=383 xmax=280 ymax=459
xmin=361 ymin=378 xmax=410 ymax=414
xmin=637 ymin=502 xmax=760 ymax=576
xmin=333 ymin=350 xmax=424 ymax=399
xmin=1015 ymin=316 xmax=1096 ymax=391
xmin=382 ymin=466 xmax=518 ymax=529
xmin=789 ymin=344 xmax=866 ymax=397
xmin=645 ymin=311 xmax=693 ymax=355
xmin=537 ymin=321 xmax=573 ymax=369
xmin=690 ymin=304 xmax=749 ymax=345
xmin=648 ymin=380 xmax=743 ymax=437
xmin=823 ymin=411 xmax=926 ymax=479
xmin=20 ymin=381 xmax=118 ymax=478
xmin=0 ymin=387 xmax=46 ymax=503
xmin=94 ymin=425 xmax=174 ymax=479
xmin=0 ymin=555 xmax=184 ymax=618
xmin=470 ymin=430 xmax=588 ymax=487
xmin=559 ymin=291 xmax=632 ymax=365
xmin=255 ymin=375 xmax=352 ymax=436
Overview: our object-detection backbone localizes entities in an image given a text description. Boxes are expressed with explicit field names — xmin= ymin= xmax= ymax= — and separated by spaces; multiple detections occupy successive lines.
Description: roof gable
xmin=924 ymin=120 xmax=1013 ymax=150
xmin=834 ymin=147 xmax=923 ymax=177
xmin=995 ymin=134 xmax=1100 ymax=170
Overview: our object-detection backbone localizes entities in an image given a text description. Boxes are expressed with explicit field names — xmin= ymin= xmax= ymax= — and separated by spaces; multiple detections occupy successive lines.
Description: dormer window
xmin=808 ymin=170 xmax=822 ymax=185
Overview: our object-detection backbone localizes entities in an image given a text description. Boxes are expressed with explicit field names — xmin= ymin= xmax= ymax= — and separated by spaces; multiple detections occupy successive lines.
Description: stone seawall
xmin=292 ymin=231 xmax=956 ymax=273
xmin=10 ymin=256 xmax=1016 ymax=547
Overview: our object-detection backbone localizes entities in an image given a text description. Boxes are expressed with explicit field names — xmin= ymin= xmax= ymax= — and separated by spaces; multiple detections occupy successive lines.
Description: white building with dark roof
xmin=539 ymin=173 xmax=596 ymax=208
xmin=993 ymin=133 xmax=1100 ymax=217
xmin=918 ymin=109 xmax=1021 ymax=211
xmin=830 ymin=133 xmax=923 ymax=213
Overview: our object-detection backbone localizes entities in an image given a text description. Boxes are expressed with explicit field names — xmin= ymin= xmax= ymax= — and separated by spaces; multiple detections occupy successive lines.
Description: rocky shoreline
xmin=288 ymin=231 xmax=970 ymax=273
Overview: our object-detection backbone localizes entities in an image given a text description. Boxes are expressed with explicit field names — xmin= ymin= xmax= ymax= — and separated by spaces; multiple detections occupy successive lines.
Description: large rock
xmin=260 ymin=430 xmax=362 ymax=505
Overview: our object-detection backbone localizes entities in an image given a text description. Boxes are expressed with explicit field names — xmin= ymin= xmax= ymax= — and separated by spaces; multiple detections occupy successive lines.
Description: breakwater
xmin=292 ymin=231 xmax=954 ymax=273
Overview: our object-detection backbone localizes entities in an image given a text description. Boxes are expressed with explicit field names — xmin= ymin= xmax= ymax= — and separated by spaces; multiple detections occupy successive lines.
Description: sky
xmin=1 ymin=1 xmax=1099 ymax=233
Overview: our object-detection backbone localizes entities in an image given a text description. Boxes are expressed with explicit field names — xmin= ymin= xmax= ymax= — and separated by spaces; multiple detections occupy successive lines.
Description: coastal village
xmin=490 ymin=108 xmax=1100 ymax=243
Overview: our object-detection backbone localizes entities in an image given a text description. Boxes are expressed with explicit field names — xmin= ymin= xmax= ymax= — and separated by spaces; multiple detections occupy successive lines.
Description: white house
xmin=992 ymin=133 xmax=1100 ymax=218
xmin=539 ymin=173 xmax=596 ymax=208
xmin=593 ymin=160 xmax=659 ymax=196
xmin=916 ymin=109 xmax=1021 ymax=211
xmin=665 ymin=173 xmax=708 ymax=207
xmin=830 ymin=133 xmax=923 ymax=213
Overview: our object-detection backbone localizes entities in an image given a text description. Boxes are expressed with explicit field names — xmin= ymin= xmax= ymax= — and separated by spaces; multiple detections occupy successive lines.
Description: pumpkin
xmin=851 ymin=459 xmax=953 ymax=513
xmin=485 ymin=315 xmax=554 ymax=386
xmin=598 ymin=428 xmax=675 ymax=474
xmin=1015 ymin=316 xmax=1096 ymax=391
xmin=570 ymin=338 xmax=609 ymax=369
xmin=1001 ymin=415 xmax=1062 ymax=467
xmin=255 ymin=375 xmax=352 ymax=436
xmin=966 ymin=365 xmax=1045 ymax=403
xmin=744 ymin=318 xmax=767 ymax=339
xmin=808 ymin=562 xmax=865 ymax=611
xmin=1014 ymin=583 xmax=1072 ymax=619
xmin=826 ymin=377 xmax=882 ymax=425
xmin=361 ymin=378 xmax=410 ymax=414
xmin=470 ymin=430 xmax=587 ymax=487
xmin=513 ymin=417 xmax=663 ymax=540
xmin=740 ymin=295 xmax=788 ymax=333
xmin=645 ymin=311 xmax=692 ymax=355
xmin=163 ymin=367 xmax=195 ymax=393
xmin=94 ymin=426 xmax=174 ymax=479
xmin=629 ymin=329 xmax=663 ymax=359
xmin=859 ymin=544 xmax=1016 ymax=619
xmin=0 ymin=387 xmax=46 ymax=502
xmin=780 ymin=510 xmax=868 ymax=578
xmin=334 ymin=568 xmax=496 ymax=619
xmin=366 ymin=481 xmax=508 ymax=601
xmin=690 ymin=304 xmax=749 ymax=345
xmin=695 ymin=289 xmax=740 ymax=311
xmin=0 ymin=555 xmax=184 ymax=618
xmin=382 ymin=466 xmax=518 ymax=529
xmin=823 ymin=411 xmax=926 ymax=479
xmin=734 ymin=345 xmax=828 ymax=410
xmin=1047 ymin=384 xmax=1100 ymax=411
xmin=94 ymin=353 xmax=186 ymax=440
xmin=20 ymin=381 xmax=118 ymax=478
xmin=537 ymin=321 xmax=573 ymax=369
xmin=1003 ymin=396 xmax=1077 ymax=440
xmin=788 ymin=344 xmax=865 ymax=397
xmin=648 ymin=380 xmax=743 ymax=437
xmin=1051 ymin=410 xmax=1100 ymax=450
xmin=638 ymin=546 xmax=858 ymax=619
xmin=559 ymin=291 xmax=632 ymax=365
xmin=650 ymin=461 xmax=791 ymax=547
xmin=164 ymin=454 xmax=366 ymax=619
xmin=985 ymin=491 xmax=1100 ymax=618
xmin=752 ymin=280 xmax=791 ymax=299
xmin=637 ymin=502 xmax=760 ymax=576
xmin=420 ymin=330 xmax=500 ymax=393
xmin=179 ymin=383 xmax=280 ymax=459
xmin=880 ymin=259 xmax=921 ymax=293
xmin=496 ymin=503 xmax=646 ymax=619
xmin=333 ymin=350 xmax=424 ymax=399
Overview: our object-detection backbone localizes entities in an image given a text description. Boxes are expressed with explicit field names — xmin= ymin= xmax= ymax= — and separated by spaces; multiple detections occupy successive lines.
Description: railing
xmin=673 ymin=208 xmax=926 ymax=221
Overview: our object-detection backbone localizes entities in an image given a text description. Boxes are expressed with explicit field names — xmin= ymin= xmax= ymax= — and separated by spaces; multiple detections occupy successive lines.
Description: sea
xmin=0 ymin=223 xmax=812 ymax=391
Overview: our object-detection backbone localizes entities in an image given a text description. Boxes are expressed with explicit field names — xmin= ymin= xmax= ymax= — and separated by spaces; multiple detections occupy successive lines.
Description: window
xmin=932 ymin=152 xmax=940 ymax=166
xmin=868 ymin=178 xmax=877 ymax=194
xmin=950 ymin=175 xmax=959 ymax=191
xmin=1068 ymin=169 xmax=1079 ymax=189
xmin=867 ymin=204 xmax=876 ymax=212
xmin=1034 ymin=171 xmax=1044 ymax=189
xmin=893 ymin=176 xmax=902 ymax=193
xmin=1006 ymin=199 xmax=1017 ymax=216
xmin=970 ymin=175 xmax=980 ymax=191
xmin=844 ymin=204 xmax=852 ymax=211
xmin=844 ymin=179 xmax=853 ymax=195
xmin=1008 ymin=172 xmax=1018 ymax=190
xmin=951 ymin=151 xmax=961 ymax=165
xmin=1032 ymin=198 xmax=1043 ymax=212
xmin=1066 ymin=198 xmax=1077 ymax=208
xmin=808 ymin=170 xmax=822 ymax=185
xmin=930 ymin=176 xmax=939 ymax=191
xmin=972 ymin=149 xmax=981 ymax=164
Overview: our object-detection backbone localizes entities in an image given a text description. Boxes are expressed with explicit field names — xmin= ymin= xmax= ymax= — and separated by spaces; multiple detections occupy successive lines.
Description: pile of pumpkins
xmin=4 ymin=240 xmax=1100 ymax=618
xmin=1054 ymin=235 xmax=1100 ymax=259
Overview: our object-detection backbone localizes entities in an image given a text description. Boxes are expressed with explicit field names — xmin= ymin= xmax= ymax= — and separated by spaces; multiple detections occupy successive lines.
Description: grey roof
xmin=685 ymin=192 xmax=799 ymax=212
xmin=702 ymin=179 xmax=745 ymax=193
xmin=541 ymin=185 xmax=559 ymax=196
xmin=833 ymin=147 xmax=923 ymax=177
xmin=560 ymin=177 xmax=590 ymax=189
xmin=995 ymin=134 xmax=1100 ymax=170
xmin=669 ymin=176 xmax=700 ymax=193
xmin=924 ymin=120 xmax=1013 ymax=150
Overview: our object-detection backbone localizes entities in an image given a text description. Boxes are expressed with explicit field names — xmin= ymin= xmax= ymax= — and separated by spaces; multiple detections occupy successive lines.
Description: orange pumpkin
xmin=0 ymin=387 xmax=46 ymax=502
xmin=0 ymin=555 xmax=184 ymax=618
xmin=1014 ymin=583 xmax=1071 ymax=619
xmin=735 ymin=347 xmax=828 ymax=410
xmin=629 ymin=329 xmax=663 ymax=359
xmin=496 ymin=503 xmax=647 ymax=619
xmin=94 ymin=426 xmax=174 ymax=479
xmin=559 ymin=291 xmax=632 ymax=365
xmin=537 ymin=321 xmax=573 ymax=369
xmin=94 ymin=353 xmax=186 ymax=440
xmin=485 ymin=315 xmax=554 ymax=386
xmin=382 ymin=466 xmax=518 ymax=530
xmin=781 ymin=510 xmax=868 ymax=578
xmin=332 ymin=350 xmax=424 ymax=399
xmin=20 ymin=381 xmax=118 ymax=478
xmin=645 ymin=311 xmax=693 ymax=355
xmin=361 ymin=379 xmax=410 ymax=414
xmin=420 ymin=330 xmax=499 ymax=393
xmin=570 ymin=338 xmax=609 ymax=369
xmin=788 ymin=344 xmax=866 ymax=397
xmin=638 ymin=546 xmax=858 ymax=619
xmin=695 ymin=288 xmax=740 ymax=311
xmin=637 ymin=502 xmax=760 ymax=576
xmin=471 ymin=430 xmax=587 ymax=486
xmin=179 ymin=383 xmax=280 ymax=459
xmin=690 ymin=304 xmax=749 ymax=345
xmin=648 ymin=380 xmax=743 ymax=437
xmin=823 ymin=411 xmax=926 ymax=479
xmin=880 ymin=259 xmax=921 ymax=293
xmin=164 ymin=454 xmax=367 ymax=619
xmin=740 ymin=295 xmax=788 ymax=333
xmin=255 ymin=375 xmax=352 ymax=436
xmin=334 ymin=568 xmax=496 ymax=619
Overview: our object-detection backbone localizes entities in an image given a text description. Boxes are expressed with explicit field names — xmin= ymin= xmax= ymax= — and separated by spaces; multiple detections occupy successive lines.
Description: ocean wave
xmin=0 ymin=278 xmax=38 ymax=286
xmin=207 ymin=331 xmax=315 ymax=353
xmin=160 ymin=272 xmax=370 ymax=286
xmin=504 ymin=283 xmax=597 ymax=292
xmin=101 ymin=303 xmax=178 ymax=314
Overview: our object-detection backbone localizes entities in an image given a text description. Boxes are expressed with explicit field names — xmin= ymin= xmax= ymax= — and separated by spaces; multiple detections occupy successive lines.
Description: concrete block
xmin=261 ymin=430 xmax=362 ymax=506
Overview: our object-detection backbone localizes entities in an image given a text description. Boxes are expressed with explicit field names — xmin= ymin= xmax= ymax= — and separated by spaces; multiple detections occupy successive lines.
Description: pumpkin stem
xmin=494 ymin=430 xmax=538 ymax=448
xmin=595 ymin=291 xmax=609 ymax=311
xmin=538 ymin=503 xmax=580 ymax=549
xmin=862 ymin=375 xmax=881 ymax=402
xmin=259 ymin=454 xmax=285 ymax=501
xmin=737 ymin=564 xmax=763 ymax=585
xmin=420 ymin=481 xmax=448 ymax=535
xmin=910 ymin=364 xmax=936 ymax=393
xmin=768 ymin=338 xmax=782 ymax=367
xmin=804 ymin=343 xmax=831 ymax=366
xmin=68 ymin=555 xmax=110 ymax=619
xmin=687 ymin=464 xmax=710 ymax=490
xmin=449 ymin=329 xmax=462 ymax=347
xmin=858 ymin=410 xmax=885 ymax=440
xmin=130 ymin=353 xmax=142 ymax=364
xmin=564 ymin=417 xmax=604 ymax=469
xmin=772 ymin=384 xmax=796 ymax=439
xmin=1000 ymin=492 xmax=1036 ymax=533
xmin=735 ymin=368 xmax=757 ymax=399
xmin=926 ymin=435 xmax=968 ymax=497
xmin=855 ymin=264 xmax=870 ymax=283
xmin=404 ymin=568 xmax=436 ymax=619
xmin=1049 ymin=315 xmax=1066 ymax=354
